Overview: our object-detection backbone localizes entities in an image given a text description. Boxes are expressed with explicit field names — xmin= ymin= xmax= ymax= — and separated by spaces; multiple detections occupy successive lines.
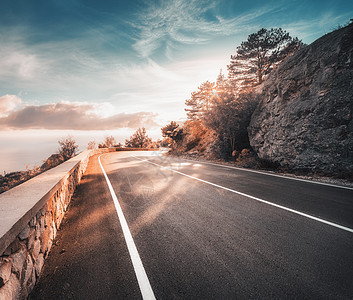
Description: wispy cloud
xmin=132 ymin=0 xmax=277 ymax=59
xmin=0 ymin=47 xmax=46 ymax=81
xmin=0 ymin=97 xmax=158 ymax=130
xmin=281 ymin=11 xmax=353 ymax=43
xmin=0 ymin=95 xmax=22 ymax=117
xmin=0 ymin=0 xmax=349 ymax=129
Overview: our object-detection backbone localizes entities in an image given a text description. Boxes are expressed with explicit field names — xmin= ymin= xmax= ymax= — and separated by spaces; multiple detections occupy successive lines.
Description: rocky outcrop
xmin=40 ymin=154 xmax=64 ymax=171
xmin=0 ymin=154 xmax=65 ymax=194
xmin=248 ymin=23 xmax=353 ymax=176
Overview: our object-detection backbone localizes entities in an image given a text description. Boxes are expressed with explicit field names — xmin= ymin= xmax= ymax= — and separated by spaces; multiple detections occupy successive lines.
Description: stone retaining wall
xmin=0 ymin=148 xmax=116 ymax=299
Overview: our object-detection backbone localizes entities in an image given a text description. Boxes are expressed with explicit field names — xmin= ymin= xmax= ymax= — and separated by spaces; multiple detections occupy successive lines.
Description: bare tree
xmin=87 ymin=140 xmax=97 ymax=150
xmin=101 ymin=135 xmax=116 ymax=148
xmin=58 ymin=135 xmax=78 ymax=161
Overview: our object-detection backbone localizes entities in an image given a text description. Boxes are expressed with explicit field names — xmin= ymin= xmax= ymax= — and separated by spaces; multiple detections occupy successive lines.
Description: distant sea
xmin=0 ymin=130 xmax=116 ymax=173
xmin=0 ymin=129 xmax=161 ymax=174
xmin=0 ymin=130 xmax=87 ymax=173
xmin=1 ymin=143 xmax=56 ymax=174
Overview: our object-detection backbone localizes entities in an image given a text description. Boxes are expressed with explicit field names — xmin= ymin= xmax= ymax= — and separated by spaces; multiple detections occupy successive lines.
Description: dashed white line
xmin=98 ymin=155 xmax=156 ymax=300
xmin=134 ymin=156 xmax=353 ymax=234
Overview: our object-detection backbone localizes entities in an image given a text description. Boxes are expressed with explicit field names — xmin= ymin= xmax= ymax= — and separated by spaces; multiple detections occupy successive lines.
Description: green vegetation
xmin=163 ymin=27 xmax=302 ymax=162
xmin=161 ymin=121 xmax=183 ymax=146
xmin=98 ymin=135 xmax=117 ymax=148
xmin=229 ymin=28 xmax=302 ymax=86
xmin=125 ymin=127 xmax=153 ymax=148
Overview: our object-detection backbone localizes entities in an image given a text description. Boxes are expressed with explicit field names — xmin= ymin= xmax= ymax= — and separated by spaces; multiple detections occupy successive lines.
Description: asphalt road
xmin=30 ymin=151 xmax=353 ymax=299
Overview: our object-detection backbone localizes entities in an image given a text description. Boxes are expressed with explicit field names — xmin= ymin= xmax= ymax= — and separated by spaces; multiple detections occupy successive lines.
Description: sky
xmin=0 ymin=0 xmax=352 ymax=172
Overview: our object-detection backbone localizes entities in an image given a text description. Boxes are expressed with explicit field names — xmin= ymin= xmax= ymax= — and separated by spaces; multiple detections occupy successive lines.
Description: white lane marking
xmin=133 ymin=156 xmax=353 ymax=234
xmin=98 ymin=155 xmax=156 ymax=300
xmin=179 ymin=158 xmax=353 ymax=191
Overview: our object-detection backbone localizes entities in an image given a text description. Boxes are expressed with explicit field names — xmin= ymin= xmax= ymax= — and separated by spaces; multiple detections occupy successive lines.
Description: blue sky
xmin=0 ymin=0 xmax=352 ymax=142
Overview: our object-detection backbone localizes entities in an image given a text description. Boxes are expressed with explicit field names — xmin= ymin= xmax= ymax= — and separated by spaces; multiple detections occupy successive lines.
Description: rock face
xmin=248 ymin=23 xmax=353 ymax=175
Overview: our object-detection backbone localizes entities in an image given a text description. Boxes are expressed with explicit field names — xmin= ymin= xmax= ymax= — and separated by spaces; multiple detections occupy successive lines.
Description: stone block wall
xmin=0 ymin=149 xmax=114 ymax=299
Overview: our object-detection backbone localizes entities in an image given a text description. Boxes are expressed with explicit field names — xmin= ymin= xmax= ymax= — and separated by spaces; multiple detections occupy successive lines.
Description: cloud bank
xmin=0 ymin=96 xmax=158 ymax=130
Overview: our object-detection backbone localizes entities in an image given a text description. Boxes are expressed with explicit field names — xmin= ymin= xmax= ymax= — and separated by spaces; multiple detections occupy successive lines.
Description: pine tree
xmin=161 ymin=121 xmax=179 ymax=138
xmin=185 ymin=81 xmax=215 ymax=120
xmin=228 ymin=28 xmax=303 ymax=88
xmin=125 ymin=127 xmax=152 ymax=148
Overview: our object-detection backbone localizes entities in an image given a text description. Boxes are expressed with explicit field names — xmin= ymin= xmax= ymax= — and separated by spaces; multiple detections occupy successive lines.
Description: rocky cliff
xmin=248 ymin=23 xmax=353 ymax=176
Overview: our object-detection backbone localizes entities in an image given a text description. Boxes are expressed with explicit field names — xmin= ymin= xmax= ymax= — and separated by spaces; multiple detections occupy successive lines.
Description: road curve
xmin=30 ymin=151 xmax=353 ymax=299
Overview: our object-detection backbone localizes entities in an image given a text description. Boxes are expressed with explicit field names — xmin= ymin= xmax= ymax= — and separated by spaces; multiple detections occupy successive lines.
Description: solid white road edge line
xmin=180 ymin=158 xmax=353 ymax=191
xmin=134 ymin=156 xmax=353 ymax=234
xmin=98 ymin=155 xmax=156 ymax=300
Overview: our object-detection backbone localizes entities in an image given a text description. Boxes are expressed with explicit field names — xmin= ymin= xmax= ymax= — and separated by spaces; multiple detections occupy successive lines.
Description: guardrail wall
xmin=0 ymin=148 xmax=118 ymax=299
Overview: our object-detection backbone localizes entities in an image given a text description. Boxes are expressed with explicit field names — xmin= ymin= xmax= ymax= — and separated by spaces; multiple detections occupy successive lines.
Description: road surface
xmin=30 ymin=151 xmax=353 ymax=299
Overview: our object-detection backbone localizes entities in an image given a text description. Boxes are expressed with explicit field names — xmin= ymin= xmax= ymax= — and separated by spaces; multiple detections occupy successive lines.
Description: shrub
xmin=58 ymin=135 xmax=78 ymax=161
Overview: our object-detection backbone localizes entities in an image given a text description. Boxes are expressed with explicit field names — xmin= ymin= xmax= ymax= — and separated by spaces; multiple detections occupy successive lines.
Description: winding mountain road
xmin=30 ymin=151 xmax=353 ymax=299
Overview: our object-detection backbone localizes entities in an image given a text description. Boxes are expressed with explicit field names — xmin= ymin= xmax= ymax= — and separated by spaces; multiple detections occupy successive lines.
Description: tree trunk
xmin=258 ymin=74 xmax=263 ymax=84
